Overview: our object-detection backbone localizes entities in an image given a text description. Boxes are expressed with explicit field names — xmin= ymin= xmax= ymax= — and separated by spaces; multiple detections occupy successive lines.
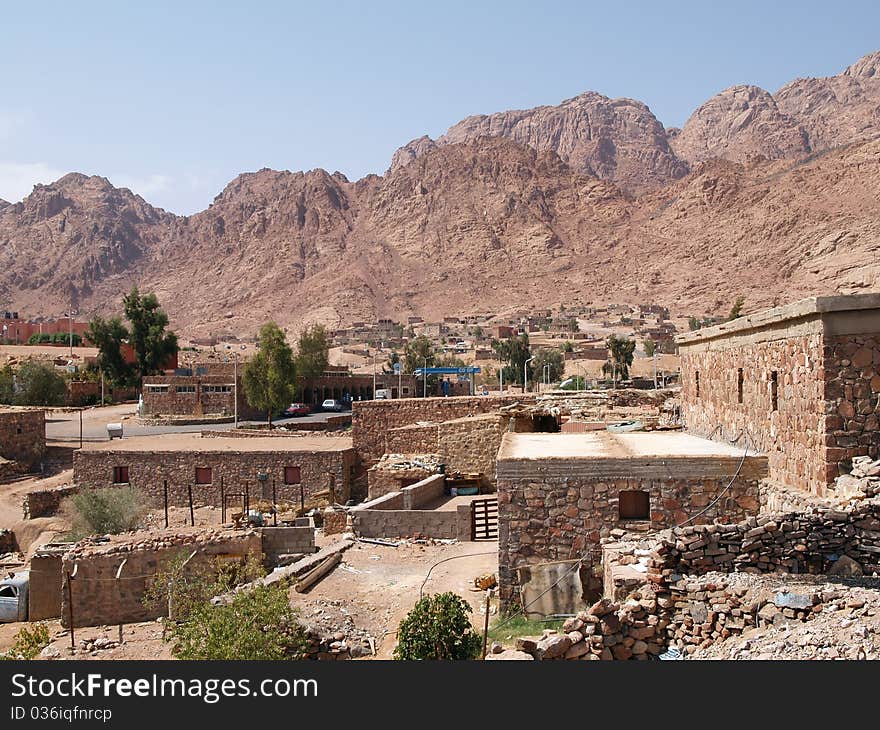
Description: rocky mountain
xmin=668 ymin=85 xmax=810 ymax=165
xmin=391 ymin=92 xmax=689 ymax=195
xmin=1 ymin=51 xmax=878 ymax=337
xmin=0 ymin=199 xmax=9 ymax=211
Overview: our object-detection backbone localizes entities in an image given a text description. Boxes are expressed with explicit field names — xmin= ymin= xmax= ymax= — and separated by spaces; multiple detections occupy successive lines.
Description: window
xmin=146 ymin=384 xmax=169 ymax=393
xmin=112 ymin=466 xmax=130 ymax=484
xmin=0 ymin=585 xmax=17 ymax=598
xmin=619 ymin=490 xmax=650 ymax=521
xmin=771 ymin=370 xmax=778 ymax=411
xmin=203 ymin=385 xmax=233 ymax=394
xmin=195 ymin=467 xmax=213 ymax=485
xmin=737 ymin=368 xmax=744 ymax=404
xmin=695 ymin=371 xmax=700 ymax=398
xmin=402 ymin=387 xmax=410 ymax=395
xmin=284 ymin=466 xmax=301 ymax=485
xmin=176 ymin=385 xmax=196 ymax=394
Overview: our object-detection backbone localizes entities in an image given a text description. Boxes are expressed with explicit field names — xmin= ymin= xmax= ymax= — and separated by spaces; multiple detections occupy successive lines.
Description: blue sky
xmin=1 ymin=0 xmax=877 ymax=214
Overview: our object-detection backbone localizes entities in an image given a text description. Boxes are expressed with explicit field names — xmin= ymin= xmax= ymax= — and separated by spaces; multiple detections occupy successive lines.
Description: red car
xmin=283 ymin=402 xmax=311 ymax=417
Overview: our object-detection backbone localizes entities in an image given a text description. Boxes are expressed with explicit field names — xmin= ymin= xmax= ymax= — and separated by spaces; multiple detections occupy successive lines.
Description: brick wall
xmin=496 ymin=457 xmax=765 ymax=608
xmin=352 ymin=394 xmax=536 ymax=464
xmin=73 ymin=447 xmax=356 ymax=507
xmin=61 ymin=529 xmax=262 ymax=627
xmin=257 ymin=526 xmax=316 ymax=565
xmin=0 ymin=408 xmax=45 ymax=470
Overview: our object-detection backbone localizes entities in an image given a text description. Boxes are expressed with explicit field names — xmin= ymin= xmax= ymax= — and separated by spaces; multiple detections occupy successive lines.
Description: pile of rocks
xmin=78 ymin=636 xmax=120 ymax=655
xmin=832 ymin=455 xmax=880 ymax=498
xmin=66 ymin=526 xmax=259 ymax=559
xmin=300 ymin=599 xmax=374 ymax=660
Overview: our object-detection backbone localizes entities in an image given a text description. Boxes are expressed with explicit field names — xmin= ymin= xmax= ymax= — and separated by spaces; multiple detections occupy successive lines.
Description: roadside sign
xmin=393 ymin=362 xmax=401 ymax=374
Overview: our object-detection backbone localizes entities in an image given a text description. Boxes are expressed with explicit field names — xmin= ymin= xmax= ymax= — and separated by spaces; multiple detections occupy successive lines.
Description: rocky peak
xmin=843 ymin=51 xmax=880 ymax=79
xmin=671 ymin=85 xmax=810 ymax=165
xmin=390 ymin=91 xmax=688 ymax=194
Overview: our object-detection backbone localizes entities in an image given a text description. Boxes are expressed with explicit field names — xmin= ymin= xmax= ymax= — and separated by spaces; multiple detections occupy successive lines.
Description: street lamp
xmin=524 ymin=356 xmax=535 ymax=394
xmin=233 ymin=352 xmax=239 ymax=429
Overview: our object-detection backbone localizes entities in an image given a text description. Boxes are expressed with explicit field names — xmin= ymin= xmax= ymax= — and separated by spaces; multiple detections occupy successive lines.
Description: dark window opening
xmin=0 ymin=585 xmax=17 ymax=598
xmin=619 ymin=490 xmax=650 ymax=521
xmin=737 ymin=368 xmax=744 ymax=404
xmin=284 ymin=466 xmax=301 ymax=485
xmin=532 ymin=414 xmax=560 ymax=433
xmin=113 ymin=466 xmax=129 ymax=484
xmin=16 ymin=427 xmax=22 ymax=434
xmin=771 ymin=370 xmax=778 ymax=411
xmin=695 ymin=371 xmax=700 ymax=398
xmin=195 ymin=467 xmax=213 ymax=485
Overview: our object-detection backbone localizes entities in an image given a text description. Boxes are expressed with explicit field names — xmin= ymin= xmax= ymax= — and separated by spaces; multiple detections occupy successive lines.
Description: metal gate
xmin=471 ymin=498 xmax=498 ymax=540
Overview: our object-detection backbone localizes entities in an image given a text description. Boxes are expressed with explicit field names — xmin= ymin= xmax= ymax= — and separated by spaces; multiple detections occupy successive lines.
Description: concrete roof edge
xmin=675 ymin=293 xmax=880 ymax=346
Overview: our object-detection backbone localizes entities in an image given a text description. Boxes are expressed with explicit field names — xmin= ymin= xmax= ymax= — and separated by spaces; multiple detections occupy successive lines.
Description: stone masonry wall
xmin=680 ymin=330 xmax=827 ymax=494
xmin=385 ymin=423 xmax=440 ymax=454
xmin=823 ymin=334 xmax=880 ymax=481
xmin=437 ymin=414 xmax=505 ymax=487
xmin=73 ymin=448 xmax=356 ymax=507
xmin=352 ymin=395 xmax=536 ymax=464
xmin=23 ymin=484 xmax=79 ymax=519
xmin=61 ymin=529 xmax=262 ymax=627
xmin=0 ymin=408 xmax=45 ymax=470
xmin=497 ymin=464 xmax=764 ymax=608
xmin=368 ymin=463 xmax=435 ymax=500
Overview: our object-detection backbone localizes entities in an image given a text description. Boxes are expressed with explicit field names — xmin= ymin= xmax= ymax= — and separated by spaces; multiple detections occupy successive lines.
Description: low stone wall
xmin=258 ymin=526 xmax=316 ymax=565
xmin=61 ymin=528 xmax=262 ymax=627
xmin=0 ymin=407 xmax=45 ymax=470
xmin=350 ymin=475 xmax=470 ymax=540
xmin=368 ymin=463 xmax=436 ymax=500
xmin=651 ymin=499 xmax=880 ymax=576
xmin=73 ymin=447 xmax=356 ymax=508
xmin=352 ymin=395 xmax=536 ymax=464
xmin=23 ymin=484 xmax=78 ymax=519
xmin=322 ymin=508 xmax=349 ymax=535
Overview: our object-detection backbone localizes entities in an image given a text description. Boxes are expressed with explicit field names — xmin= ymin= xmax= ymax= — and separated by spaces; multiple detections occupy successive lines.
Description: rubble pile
xmin=372 ymin=453 xmax=444 ymax=472
xmin=831 ymin=455 xmax=880 ymax=498
xmin=66 ymin=527 xmax=258 ymax=558
xmin=300 ymin=599 xmax=375 ymax=660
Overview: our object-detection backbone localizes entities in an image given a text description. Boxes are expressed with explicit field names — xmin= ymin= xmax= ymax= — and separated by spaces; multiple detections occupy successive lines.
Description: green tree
xmin=644 ymin=339 xmax=656 ymax=357
xmin=243 ymin=322 xmax=296 ymax=429
xmin=603 ymin=335 xmax=635 ymax=386
xmin=13 ymin=361 xmax=66 ymax=406
xmin=0 ymin=364 xmax=13 ymax=404
xmin=394 ymin=592 xmax=482 ymax=660
xmin=533 ymin=348 xmax=564 ymax=385
xmin=491 ymin=333 xmax=532 ymax=386
xmin=295 ymin=324 xmax=329 ymax=380
xmin=86 ymin=315 xmax=132 ymax=386
xmin=162 ymin=582 xmax=308 ymax=660
xmin=688 ymin=316 xmax=701 ymax=331
xmin=384 ymin=349 xmax=401 ymax=374
xmin=561 ymin=341 xmax=574 ymax=353
xmin=727 ymin=296 xmax=746 ymax=321
xmin=404 ymin=335 xmax=435 ymax=374
xmin=122 ymin=287 xmax=179 ymax=383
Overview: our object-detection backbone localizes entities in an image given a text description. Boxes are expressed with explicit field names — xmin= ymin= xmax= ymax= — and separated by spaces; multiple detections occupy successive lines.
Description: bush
xmin=12 ymin=361 xmax=67 ymax=406
xmin=164 ymin=583 xmax=308 ymax=660
xmin=63 ymin=487 xmax=147 ymax=540
xmin=394 ymin=592 xmax=482 ymax=660
xmin=0 ymin=623 xmax=51 ymax=660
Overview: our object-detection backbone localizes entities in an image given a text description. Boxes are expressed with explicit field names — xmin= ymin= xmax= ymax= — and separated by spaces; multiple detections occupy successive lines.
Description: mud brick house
xmin=73 ymin=433 xmax=356 ymax=506
xmin=677 ymin=294 xmax=880 ymax=496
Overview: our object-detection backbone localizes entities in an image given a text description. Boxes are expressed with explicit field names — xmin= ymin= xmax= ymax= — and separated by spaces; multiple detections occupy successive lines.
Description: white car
xmin=322 ymin=399 xmax=344 ymax=412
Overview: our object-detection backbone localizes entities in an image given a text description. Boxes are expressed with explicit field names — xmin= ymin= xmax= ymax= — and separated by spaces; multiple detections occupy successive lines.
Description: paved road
xmin=45 ymin=404 xmax=347 ymax=442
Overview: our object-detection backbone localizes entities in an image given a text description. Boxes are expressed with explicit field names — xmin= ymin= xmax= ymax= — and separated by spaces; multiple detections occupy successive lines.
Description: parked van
xmin=374 ymin=389 xmax=392 ymax=399
xmin=0 ymin=572 xmax=28 ymax=622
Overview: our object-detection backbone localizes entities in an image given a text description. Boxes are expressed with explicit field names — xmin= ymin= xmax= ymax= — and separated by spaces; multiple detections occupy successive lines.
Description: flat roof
xmin=79 ymin=433 xmax=353 ymax=453
xmin=497 ymin=431 xmax=751 ymax=461
xmin=676 ymin=293 xmax=880 ymax=346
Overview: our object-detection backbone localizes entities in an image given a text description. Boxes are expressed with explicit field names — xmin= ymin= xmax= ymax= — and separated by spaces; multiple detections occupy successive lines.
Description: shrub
xmin=13 ymin=361 xmax=67 ymax=406
xmin=63 ymin=487 xmax=147 ymax=540
xmin=394 ymin=592 xmax=482 ymax=660
xmin=0 ymin=623 xmax=51 ymax=660
xmin=164 ymin=583 xmax=308 ymax=660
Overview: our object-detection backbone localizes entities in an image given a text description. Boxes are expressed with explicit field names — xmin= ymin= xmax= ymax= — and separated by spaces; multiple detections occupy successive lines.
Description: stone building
xmin=0 ymin=406 xmax=45 ymax=479
xmin=677 ymin=294 xmax=880 ymax=496
xmin=142 ymin=362 xmax=259 ymax=419
xmin=73 ymin=433 xmax=356 ymax=507
xmin=496 ymin=431 xmax=767 ymax=608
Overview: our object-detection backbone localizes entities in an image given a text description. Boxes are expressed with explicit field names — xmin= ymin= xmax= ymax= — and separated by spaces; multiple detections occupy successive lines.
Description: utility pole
xmin=233 ymin=353 xmax=238 ymax=428
xmin=68 ymin=301 xmax=74 ymax=357
xmin=524 ymin=356 xmax=534 ymax=394
xmin=100 ymin=370 xmax=104 ymax=405
xmin=372 ymin=352 xmax=377 ymax=398
xmin=423 ymin=357 xmax=427 ymax=398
